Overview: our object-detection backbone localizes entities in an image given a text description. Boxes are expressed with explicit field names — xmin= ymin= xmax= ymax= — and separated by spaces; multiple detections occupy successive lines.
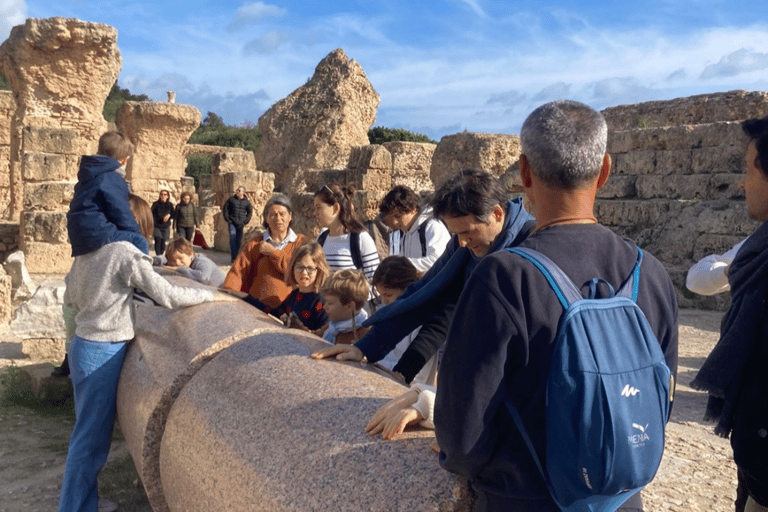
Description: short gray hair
xmin=520 ymin=100 xmax=607 ymax=189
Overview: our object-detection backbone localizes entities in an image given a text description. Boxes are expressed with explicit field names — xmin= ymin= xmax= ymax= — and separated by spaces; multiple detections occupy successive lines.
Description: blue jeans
xmin=59 ymin=336 xmax=128 ymax=512
xmin=229 ymin=223 xmax=244 ymax=262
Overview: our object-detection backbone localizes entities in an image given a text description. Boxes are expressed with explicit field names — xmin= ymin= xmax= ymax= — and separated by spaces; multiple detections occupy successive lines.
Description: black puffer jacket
xmin=223 ymin=195 xmax=253 ymax=226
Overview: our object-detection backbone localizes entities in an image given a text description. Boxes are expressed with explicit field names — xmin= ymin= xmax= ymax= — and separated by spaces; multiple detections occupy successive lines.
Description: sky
xmin=2 ymin=0 xmax=768 ymax=141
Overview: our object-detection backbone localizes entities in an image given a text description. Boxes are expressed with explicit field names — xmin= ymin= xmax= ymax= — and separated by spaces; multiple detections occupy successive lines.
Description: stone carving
xmin=603 ymin=90 xmax=768 ymax=131
xmin=430 ymin=132 xmax=521 ymax=187
xmin=3 ymin=250 xmax=35 ymax=300
xmin=256 ymin=48 xmax=380 ymax=192
xmin=116 ymin=101 xmax=201 ymax=200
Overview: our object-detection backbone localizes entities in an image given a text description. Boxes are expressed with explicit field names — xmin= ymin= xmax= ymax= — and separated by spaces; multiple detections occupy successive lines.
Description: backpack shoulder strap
xmin=615 ymin=247 xmax=643 ymax=301
xmin=418 ymin=220 xmax=429 ymax=257
xmin=506 ymin=247 xmax=583 ymax=308
xmin=350 ymin=231 xmax=363 ymax=270
xmin=317 ymin=230 xmax=329 ymax=247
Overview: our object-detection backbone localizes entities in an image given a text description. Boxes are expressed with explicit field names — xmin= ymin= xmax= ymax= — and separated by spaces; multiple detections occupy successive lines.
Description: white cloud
xmin=456 ymin=0 xmax=487 ymax=18
xmin=242 ymin=30 xmax=291 ymax=56
xmin=0 ymin=0 xmax=27 ymax=42
xmin=228 ymin=1 xmax=287 ymax=31
xmin=700 ymin=48 xmax=768 ymax=79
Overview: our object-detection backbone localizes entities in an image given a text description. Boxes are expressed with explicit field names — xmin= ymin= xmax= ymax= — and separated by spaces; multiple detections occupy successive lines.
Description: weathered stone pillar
xmin=0 ymin=17 xmax=121 ymax=222
xmin=115 ymin=101 xmax=201 ymax=203
xmin=0 ymin=91 xmax=14 ymax=219
xmin=116 ymin=275 xmax=471 ymax=511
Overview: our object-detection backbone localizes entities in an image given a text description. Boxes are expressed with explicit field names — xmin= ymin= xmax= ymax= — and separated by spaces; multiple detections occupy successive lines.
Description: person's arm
xmin=267 ymin=235 xmax=306 ymax=275
xmin=393 ymin=303 xmax=453 ymax=383
xmin=172 ymin=205 xmax=179 ymax=232
xmin=193 ymin=205 xmax=200 ymax=227
xmin=222 ymin=198 xmax=232 ymax=224
xmin=435 ymin=264 xmax=519 ymax=480
xmin=244 ymin=201 xmax=253 ymax=225
xmin=358 ymin=231 xmax=381 ymax=281
xmin=408 ymin=220 xmax=452 ymax=273
xmin=686 ymin=239 xmax=745 ymax=295
xmin=222 ymin=238 xmax=261 ymax=293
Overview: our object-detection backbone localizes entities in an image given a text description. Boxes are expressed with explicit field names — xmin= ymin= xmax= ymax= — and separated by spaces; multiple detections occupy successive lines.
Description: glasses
xmin=319 ymin=184 xmax=340 ymax=202
xmin=295 ymin=266 xmax=318 ymax=274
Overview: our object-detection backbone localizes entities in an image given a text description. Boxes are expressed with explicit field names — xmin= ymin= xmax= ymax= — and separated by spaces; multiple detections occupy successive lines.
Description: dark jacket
xmin=151 ymin=199 xmax=175 ymax=229
xmin=356 ymin=197 xmax=535 ymax=364
xmin=223 ymin=195 xmax=253 ymax=227
xmin=435 ymin=224 xmax=678 ymax=509
xmin=174 ymin=202 xmax=199 ymax=229
xmin=67 ymin=155 xmax=143 ymax=257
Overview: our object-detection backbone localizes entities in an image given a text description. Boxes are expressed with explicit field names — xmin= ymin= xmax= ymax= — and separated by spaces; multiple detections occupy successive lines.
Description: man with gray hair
xmin=434 ymin=100 xmax=678 ymax=511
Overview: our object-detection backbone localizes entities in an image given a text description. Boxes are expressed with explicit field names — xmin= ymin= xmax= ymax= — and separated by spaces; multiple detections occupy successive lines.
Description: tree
xmin=102 ymin=83 xmax=150 ymax=122
xmin=203 ymin=111 xmax=225 ymax=127
xmin=368 ymin=126 xmax=436 ymax=145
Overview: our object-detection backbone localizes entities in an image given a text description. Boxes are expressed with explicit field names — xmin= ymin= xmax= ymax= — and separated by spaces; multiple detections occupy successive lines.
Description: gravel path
xmin=0 ymin=307 xmax=737 ymax=511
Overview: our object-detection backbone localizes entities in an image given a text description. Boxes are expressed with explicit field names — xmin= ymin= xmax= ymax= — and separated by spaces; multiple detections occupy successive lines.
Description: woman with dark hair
xmin=313 ymin=182 xmax=380 ymax=281
xmin=222 ymin=194 xmax=306 ymax=308
xmin=173 ymin=192 xmax=198 ymax=242
xmin=151 ymin=190 xmax=174 ymax=255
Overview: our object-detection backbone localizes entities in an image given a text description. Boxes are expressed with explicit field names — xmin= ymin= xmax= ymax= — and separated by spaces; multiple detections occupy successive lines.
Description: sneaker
xmin=98 ymin=498 xmax=118 ymax=512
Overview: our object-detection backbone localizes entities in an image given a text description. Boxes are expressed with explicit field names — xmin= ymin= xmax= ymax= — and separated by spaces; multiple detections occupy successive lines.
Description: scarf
xmin=691 ymin=222 xmax=768 ymax=437
xmin=323 ymin=310 xmax=369 ymax=344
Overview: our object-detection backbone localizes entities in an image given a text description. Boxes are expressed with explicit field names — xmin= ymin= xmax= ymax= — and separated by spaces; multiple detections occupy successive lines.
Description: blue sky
xmin=2 ymin=1 xmax=768 ymax=140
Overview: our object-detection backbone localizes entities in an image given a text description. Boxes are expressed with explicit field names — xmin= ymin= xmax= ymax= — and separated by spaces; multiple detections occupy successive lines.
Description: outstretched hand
xmin=310 ymin=344 xmax=364 ymax=361
xmin=366 ymin=389 xmax=423 ymax=440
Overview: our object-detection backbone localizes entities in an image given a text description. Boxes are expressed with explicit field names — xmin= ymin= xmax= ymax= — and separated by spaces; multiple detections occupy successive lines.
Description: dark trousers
xmin=229 ymin=223 xmax=244 ymax=262
xmin=177 ymin=226 xmax=195 ymax=242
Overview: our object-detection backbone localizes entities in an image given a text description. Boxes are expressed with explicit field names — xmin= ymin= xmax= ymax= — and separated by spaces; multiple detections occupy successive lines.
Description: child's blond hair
xmin=285 ymin=243 xmax=329 ymax=293
xmin=320 ymin=269 xmax=369 ymax=311
xmin=97 ymin=131 xmax=135 ymax=161
xmin=165 ymin=237 xmax=195 ymax=261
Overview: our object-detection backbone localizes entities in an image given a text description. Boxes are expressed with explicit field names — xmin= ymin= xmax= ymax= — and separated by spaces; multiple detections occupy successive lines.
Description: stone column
xmin=0 ymin=17 xmax=121 ymax=221
xmin=115 ymin=101 xmax=201 ymax=203
xmin=0 ymin=91 xmax=14 ymax=219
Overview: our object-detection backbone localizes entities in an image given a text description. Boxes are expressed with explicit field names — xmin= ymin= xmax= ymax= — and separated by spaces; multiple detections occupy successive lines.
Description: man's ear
xmin=596 ymin=153 xmax=611 ymax=190
xmin=519 ymin=154 xmax=533 ymax=188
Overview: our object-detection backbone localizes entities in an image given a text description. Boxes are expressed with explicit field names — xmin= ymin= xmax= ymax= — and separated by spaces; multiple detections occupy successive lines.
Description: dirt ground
xmin=0 ymin=308 xmax=738 ymax=511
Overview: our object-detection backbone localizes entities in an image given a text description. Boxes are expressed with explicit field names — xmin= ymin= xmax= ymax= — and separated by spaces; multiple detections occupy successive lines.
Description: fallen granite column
xmin=116 ymin=276 xmax=470 ymax=512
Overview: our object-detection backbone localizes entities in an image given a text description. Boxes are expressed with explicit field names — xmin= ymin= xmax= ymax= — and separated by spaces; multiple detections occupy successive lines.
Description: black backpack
xmin=317 ymin=230 xmax=364 ymax=270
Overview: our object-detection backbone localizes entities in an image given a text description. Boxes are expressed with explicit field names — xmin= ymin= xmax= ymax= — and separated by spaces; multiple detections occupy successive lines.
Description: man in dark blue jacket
xmin=435 ymin=101 xmax=678 ymax=511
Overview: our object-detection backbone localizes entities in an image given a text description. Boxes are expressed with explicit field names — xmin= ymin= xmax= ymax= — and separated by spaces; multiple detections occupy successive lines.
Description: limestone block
xmin=23 ymin=181 xmax=74 ymax=210
xmin=10 ymin=280 xmax=66 ymax=339
xmin=0 ymin=146 xmax=10 ymax=187
xmin=602 ymin=90 xmax=768 ymax=131
xmin=430 ymin=132 xmax=521 ymax=186
xmin=595 ymin=199 xmax=680 ymax=228
xmin=691 ymin=145 xmax=744 ymax=174
xmin=688 ymin=121 xmax=746 ymax=148
xmin=3 ymin=250 xmax=36 ymax=299
xmin=116 ymin=101 xmax=201 ymax=184
xmin=0 ymin=18 xmax=120 ymax=155
xmin=20 ymin=211 xmax=68 ymax=244
xmin=607 ymin=130 xmax=634 ymax=154
xmin=0 ymin=91 xmax=13 ymax=146
xmin=256 ymin=49 xmax=380 ymax=191
xmin=212 ymin=171 xmax=273 ymax=196
xmin=21 ymin=338 xmax=65 ymax=362
xmin=0 ymin=267 xmax=13 ymax=325
xmin=636 ymin=175 xmax=705 ymax=200
xmin=708 ymin=173 xmax=744 ymax=200
xmin=611 ymin=150 xmax=655 ymax=176
xmin=691 ymin=233 xmax=747 ymax=262
xmin=597 ymin=175 xmax=636 ymax=199
xmin=21 ymin=126 xmax=78 ymax=155
xmin=346 ymin=145 xmax=393 ymax=192
xmin=499 ymin=165 xmax=524 ymax=195
xmin=22 ymin=152 xmax=79 ymax=181
xmin=653 ymin=149 xmax=692 ymax=176
xmin=211 ymin=151 xmax=256 ymax=176
xmin=382 ymin=141 xmax=436 ymax=192
xmin=21 ymin=241 xmax=73 ymax=273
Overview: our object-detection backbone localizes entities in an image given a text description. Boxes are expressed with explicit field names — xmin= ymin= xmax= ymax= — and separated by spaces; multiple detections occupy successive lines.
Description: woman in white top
xmin=313 ymin=183 xmax=380 ymax=281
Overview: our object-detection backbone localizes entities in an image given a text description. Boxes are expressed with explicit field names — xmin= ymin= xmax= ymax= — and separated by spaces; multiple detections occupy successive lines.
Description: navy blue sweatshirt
xmin=435 ymin=224 xmax=678 ymax=509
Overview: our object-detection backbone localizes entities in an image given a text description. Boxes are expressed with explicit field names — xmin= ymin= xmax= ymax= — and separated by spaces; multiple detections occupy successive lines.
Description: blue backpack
xmin=505 ymin=247 xmax=673 ymax=512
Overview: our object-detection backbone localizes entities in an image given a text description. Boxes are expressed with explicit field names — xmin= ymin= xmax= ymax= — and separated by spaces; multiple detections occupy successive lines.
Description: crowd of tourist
xmin=55 ymin=100 xmax=768 ymax=512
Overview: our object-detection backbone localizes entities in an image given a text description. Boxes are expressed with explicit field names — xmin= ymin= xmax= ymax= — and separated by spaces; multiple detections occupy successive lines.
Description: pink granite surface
xmin=159 ymin=329 xmax=471 ymax=511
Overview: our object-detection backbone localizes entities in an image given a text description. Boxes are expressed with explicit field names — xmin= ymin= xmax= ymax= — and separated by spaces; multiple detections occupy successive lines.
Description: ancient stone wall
xmin=430 ymin=132 xmax=521 ymax=187
xmin=382 ymin=141 xmax=436 ymax=194
xmin=0 ymin=91 xmax=14 ymax=219
xmin=602 ymin=90 xmax=768 ymax=131
xmin=598 ymin=121 xmax=757 ymax=309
